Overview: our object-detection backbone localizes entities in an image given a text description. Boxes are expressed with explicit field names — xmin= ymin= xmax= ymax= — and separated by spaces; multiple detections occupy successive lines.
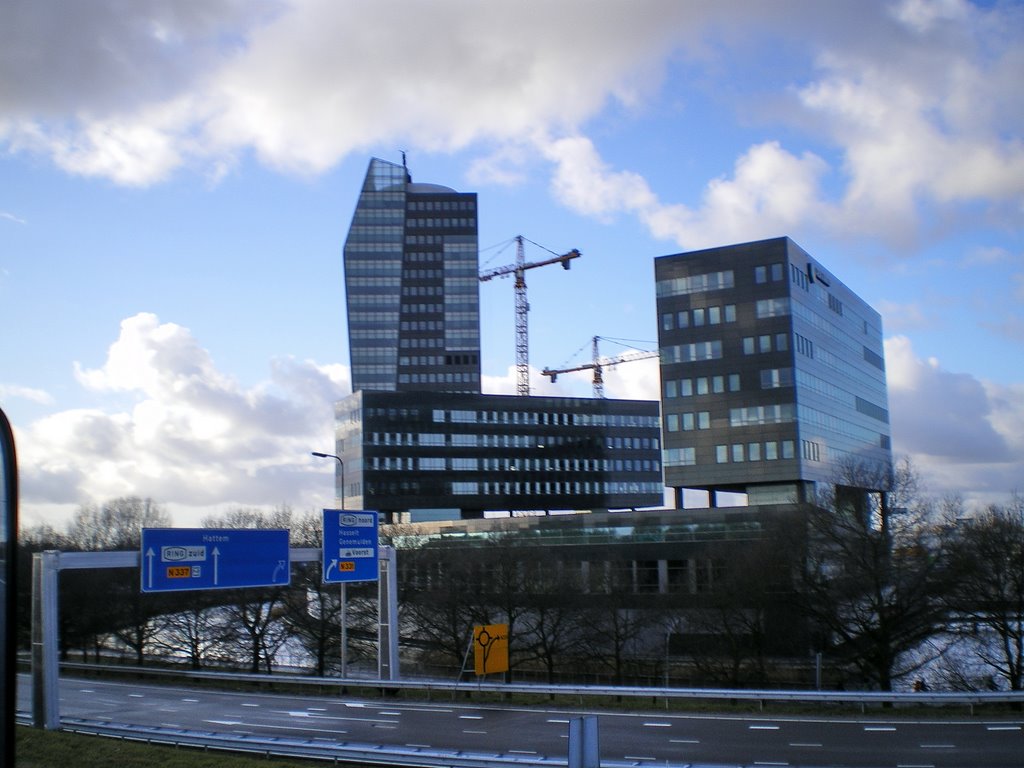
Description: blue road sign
xmin=141 ymin=528 xmax=290 ymax=593
xmin=322 ymin=509 xmax=379 ymax=583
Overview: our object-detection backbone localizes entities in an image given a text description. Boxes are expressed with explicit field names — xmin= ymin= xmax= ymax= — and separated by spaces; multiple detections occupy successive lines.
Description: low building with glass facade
xmin=655 ymin=237 xmax=892 ymax=508
xmin=333 ymin=389 xmax=663 ymax=521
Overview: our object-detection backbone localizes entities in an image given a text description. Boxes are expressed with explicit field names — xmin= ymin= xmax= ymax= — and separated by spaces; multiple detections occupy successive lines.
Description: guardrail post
xmin=31 ymin=550 xmax=60 ymax=729
xmin=378 ymin=545 xmax=399 ymax=681
xmin=568 ymin=715 xmax=599 ymax=768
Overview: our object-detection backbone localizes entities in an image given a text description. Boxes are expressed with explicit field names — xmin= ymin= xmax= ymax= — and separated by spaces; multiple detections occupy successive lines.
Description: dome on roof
xmin=407 ymin=182 xmax=457 ymax=194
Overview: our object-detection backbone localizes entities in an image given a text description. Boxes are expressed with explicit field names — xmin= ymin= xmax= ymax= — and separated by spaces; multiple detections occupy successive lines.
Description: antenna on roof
xmin=399 ymin=150 xmax=410 ymax=183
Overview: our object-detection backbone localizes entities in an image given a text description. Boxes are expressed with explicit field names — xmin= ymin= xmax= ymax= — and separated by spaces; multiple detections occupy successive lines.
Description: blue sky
xmin=2 ymin=0 xmax=1022 ymax=528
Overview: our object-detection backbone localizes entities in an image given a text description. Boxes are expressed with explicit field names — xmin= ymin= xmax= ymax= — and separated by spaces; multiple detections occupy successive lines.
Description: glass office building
xmin=344 ymin=157 xmax=481 ymax=393
xmin=334 ymin=390 xmax=663 ymax=521
xmin=655 ymin=237 xmax=892 ymax=507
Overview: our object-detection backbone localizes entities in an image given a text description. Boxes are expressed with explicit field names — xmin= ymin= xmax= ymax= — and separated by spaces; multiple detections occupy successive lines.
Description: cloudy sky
xmin=2 ymin=0 xmax=1022 ymax=529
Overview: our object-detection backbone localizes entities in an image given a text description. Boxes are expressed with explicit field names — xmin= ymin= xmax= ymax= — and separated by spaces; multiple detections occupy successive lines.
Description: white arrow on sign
xmin=145 ymin=548 xmax=155 ymax=589
xmin=212 ymin=547 xmax=220 ymax=585
xmin=326 ymin=559 xmax=337 ymax=580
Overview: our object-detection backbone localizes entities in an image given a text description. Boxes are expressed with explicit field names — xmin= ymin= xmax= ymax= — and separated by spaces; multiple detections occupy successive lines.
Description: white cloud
xmin=543 ymin=135 xmax=831 ymax=250
xmin=1 ymin=211 xmax=27 ymax=225
xmin=885 ymin=335 xmax=1023 ymax=502
xmin=19 ymin=312 xmax=348 ymax=526
xmin=0 ymin=383 xmax=52 ymax=405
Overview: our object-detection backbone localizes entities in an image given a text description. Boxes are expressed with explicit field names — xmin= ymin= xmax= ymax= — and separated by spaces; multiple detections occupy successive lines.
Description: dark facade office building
xmin=336 ymin=159 xmax=663 ymax=519
xmin=344 ymin=157 xmax=481 ymax=394
xmin=655 ymin=237 xmax=892 ymax=508
xmin=335 ymin=390 xmax=663 ymax=521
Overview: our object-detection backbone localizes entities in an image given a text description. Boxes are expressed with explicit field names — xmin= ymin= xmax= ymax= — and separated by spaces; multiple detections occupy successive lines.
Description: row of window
xmin=399 ymin=337 xmax=443 ymax=348
xmin=660 ymin=303 xmax=737 ymax=331
xmin=402 ymin=285 xmax=443 ymax=296
xmin=407 ymin=199 xmax=475 ymax=212
xmin=663 ymin=373 xmax=741 ymax=398
xmin=370 ymin=455 xmax=659 ymax=473
xmin=662 ymin=340 xmax=723 ymax=363
xmin=665 ymin=411 xmax=710 ymax=432
xmin=406 ymin=217 xmax=476 ymax=228
xmin=369 ymin=431 xmax=659 ymax=450
xmin=399 ymin=320 xmax=443 ymax=330
xmin=754 ymin=263 xmax=785 ymax=283
xmin=742 ymin=334 xmax=789 ymax=355
xmin=397 ymin=372 xmax=479 ymax=384
xmin=656 ymin=269 xmax=734 ymax=297
xmin=664 ymin=439 xmax=797 ymax=467
xmin=431 ymin=409 xmax=660 ymax=429
xmin=450 ymin=480 xmax=663 ymax=496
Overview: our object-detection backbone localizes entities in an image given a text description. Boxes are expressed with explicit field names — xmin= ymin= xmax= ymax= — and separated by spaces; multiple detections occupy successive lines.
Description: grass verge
xmin=15 ymin=726 xmax=336 ymax=768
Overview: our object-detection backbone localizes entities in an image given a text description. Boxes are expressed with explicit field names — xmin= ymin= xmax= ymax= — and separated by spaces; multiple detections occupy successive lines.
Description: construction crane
xmin=542 ymin=336 xmax=659 ymax=398
xmin=479 ymin=235 xmax=581 ymax=396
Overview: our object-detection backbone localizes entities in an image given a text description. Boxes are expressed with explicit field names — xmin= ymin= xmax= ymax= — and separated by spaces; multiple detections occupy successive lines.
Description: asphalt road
xmin=18 ymin=675 xmax=1024 ymax=767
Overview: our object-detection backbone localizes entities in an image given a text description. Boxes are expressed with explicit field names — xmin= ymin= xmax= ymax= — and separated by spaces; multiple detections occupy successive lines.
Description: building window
xmin=716 ymin=445 xmax=728 ymax=463
xmin=731 ymin=444 xmax=744 ymax=462
xmin=680 ymin=379 xmax=693 ymax=396
xmin=419 ymin=457 xmax=445 ymax=470
xmin=760 ymin=368 xmax=793 ymax=389
xmin=664 ymin=379 xmax=677 ymax=398
xmin=712 ymin=375 xmax=725 ymax=393
xmin=708 ymin=306 xmax=721 ymax=324
xmin=666 ymin=414 xmax=679 ymax=432
xmin=756 ymin=297 xmax=790 ymax=318
xmin=693 ymin=308 xmax=705 ymax=326
xmin=661 ymin=312 xmax=674 ymax=331
xmin=697 ymin=411 xmax=710 ymax=429
xmin=724 ymin=304 xmax=736 ymax=322
xmin=748 ymin=442 xmax=761 ymax=461
xmin=765 ymin=441 xmax=778 ymax=460
xmin=782 ymin=440 xmax=795 ymax=459
xmin=682 ymin=412 xmax=695 ymax=431
xmin=676 ymin=311 xmax=689 ymax=328
xmin=728 ymin=373 xmax=741 ymax=391
xmin=696 ymin=377 xmax=709 ymax=395
xmin=743 ymin=337 xmax=756 ymax=355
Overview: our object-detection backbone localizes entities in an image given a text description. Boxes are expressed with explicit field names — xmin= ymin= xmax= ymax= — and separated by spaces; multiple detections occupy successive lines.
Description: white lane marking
xmin=920 ymin=744 xmax=955 ymax=749
xmin=547 ymin=718 xmax=571 ymax=724
xmin=406 ymin=743 xmax=431 ymax=748
xmin=987 ymin=725 xmax=1021 ymax=731
xmin=895 ymin=764 xmax=934 ymax=768
xmin=241 ymin=703 xmax=259 ymax=708
xmin=128 ymin=694 xmax=144 ymax=698
xmin=790 ymin=742 xmax=823 ymax=747
xmin=79 ymin=689 xmax=94 ymax=693
xmin=510 ymin=750 xmax=538 ymax=755
xmin=749 ymin=724 xmax=780 ymax=730
xmin=463 ymin=729 xmax=487 ymax=734
xmin=204 ymin=719 xmax=242 ymax=726
xmin=753 ymin=762 xmax=789 ymax=766
xmin=308 ymin=707 xmax=327 ymax=712
xmin=865 ymin=726 xmax=897 ymax=732
xmin=378 ymin=710 xmax=402 ymax=716
xmin=623 ymin=756 xmax=656 ymax=762
xmin=459 ymin=714 xmax=483 ymax=720
xmin=670 ymin=738 xmax=700 ymax=744
xmin=643 ymin=721 xmax=672 ymax=727
xmin=182 ymin=698 xmax=199 ymax=703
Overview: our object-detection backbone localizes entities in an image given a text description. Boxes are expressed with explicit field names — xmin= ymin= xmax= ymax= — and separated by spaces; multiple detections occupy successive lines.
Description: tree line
xmin=15 ymin=461 xmax=1024 ymax=692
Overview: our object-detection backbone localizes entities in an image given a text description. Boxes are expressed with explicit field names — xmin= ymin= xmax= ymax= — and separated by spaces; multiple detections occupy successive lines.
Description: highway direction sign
xmin=322 ymin=509 xmax=379 ymax=583
xmin=141 ymin=528 xmax=290 ymax=593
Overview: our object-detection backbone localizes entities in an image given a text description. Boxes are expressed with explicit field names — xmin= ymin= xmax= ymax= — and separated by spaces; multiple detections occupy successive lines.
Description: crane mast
xmin=542 ymin=336 xmax=660 ymax=398
xmin=479 ymin=235 xmax=580 ymax=396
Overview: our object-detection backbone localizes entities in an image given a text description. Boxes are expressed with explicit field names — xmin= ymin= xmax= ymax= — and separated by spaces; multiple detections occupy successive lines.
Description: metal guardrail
xmin=60 ymin=661 xmax=1024 ymax=714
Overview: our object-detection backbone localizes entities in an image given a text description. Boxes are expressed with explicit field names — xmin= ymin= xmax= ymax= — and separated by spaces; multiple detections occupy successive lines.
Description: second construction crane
xmin=479 ymin=235 xmax=580 ymax=396
xmin=543 ymin=336 xmax=660 ymax=398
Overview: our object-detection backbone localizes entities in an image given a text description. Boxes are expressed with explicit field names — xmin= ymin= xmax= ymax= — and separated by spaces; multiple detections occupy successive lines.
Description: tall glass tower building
xmin=344 ymin=157 xmax=481 ymax=394
xmin=655 ymin=237 xmax=892 ymax=508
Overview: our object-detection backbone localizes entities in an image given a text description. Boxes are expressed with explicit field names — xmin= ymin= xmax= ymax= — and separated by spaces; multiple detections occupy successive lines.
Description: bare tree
xmin=944 ymin=496 xmax=1024 ymax=690
xmin=800 ymin=458 xmax=951 ymax=690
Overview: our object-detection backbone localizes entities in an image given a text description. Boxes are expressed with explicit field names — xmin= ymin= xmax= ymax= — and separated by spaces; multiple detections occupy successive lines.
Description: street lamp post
xmin=312 ymin=451 xmax=348 ymax=678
